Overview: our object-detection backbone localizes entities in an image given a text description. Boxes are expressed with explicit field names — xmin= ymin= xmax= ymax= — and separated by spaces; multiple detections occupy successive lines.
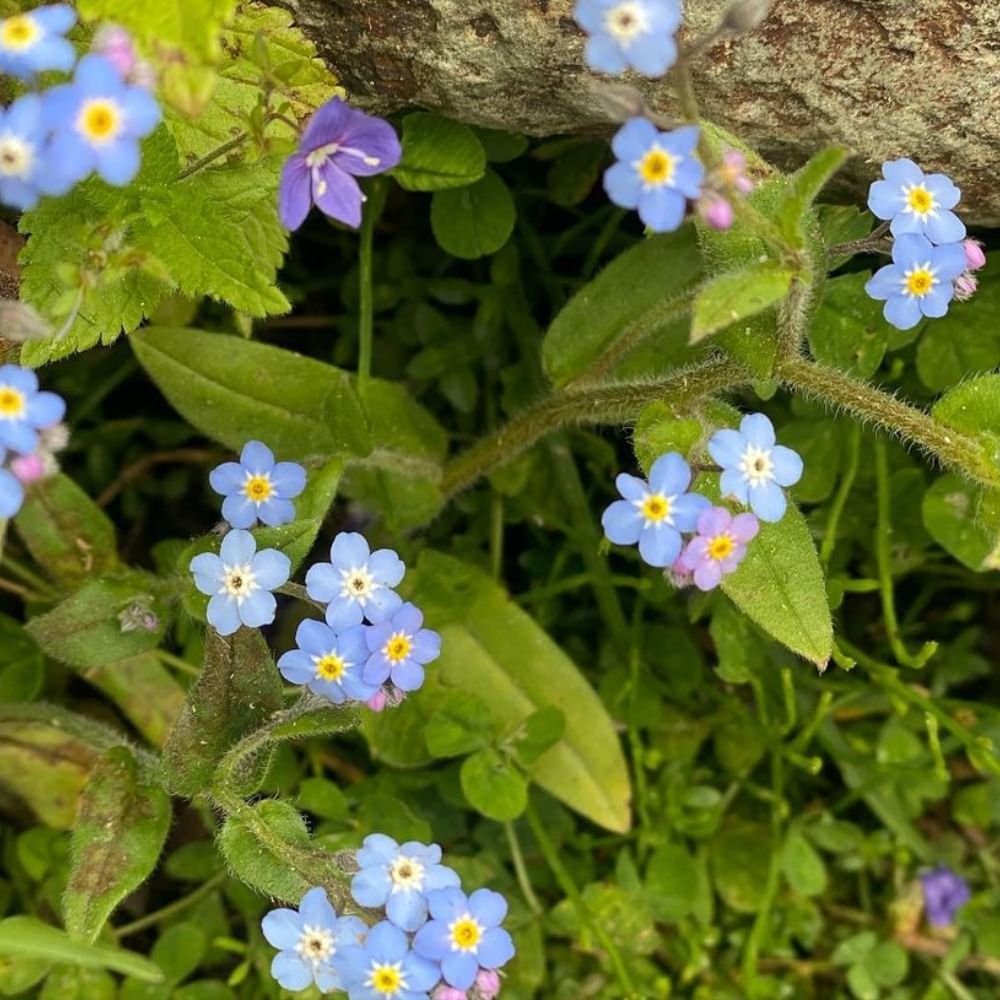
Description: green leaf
xmin=863 ymin=941 xmax=909 ymax=988
xmin=721 ymin=503 xmax=833 ymax=668
xmin=508 ymin=707 xmax=566 ymax=768
xmin=809 ymin=272 xmax=890 ymax=378
xmin=431 ymin=170 xmax=516 ymax=260
xmin=632 ymin=405 xmax=704 ymax=473
xmin=781 ymin=830 xmax=827 ymax=897
xmin=14 ymin=475 xmax=117 ymax=588
xmin=26 ymin=574 xmax=169 ymax=670
xmin=64 ymin=748 xmax=171 ymax=943
xmin=933 ymin=373 xmax=1000 ymax=438
xmin=922 ymin=474 xmax=1000 ymax=571
xmin=542 ymin=228 xmax=703 ymax=388
xmin=297 ymin=777 xmax=349 ymax=821
xmin=0 ymin=917 xmax=163 ymax=982
xmin=0 ymin=614 xmax=44 ymax=703
xmin=777 ymin=146 xmax=849 ymax=245
xmin=710 ymin=820 xmax=771 ymax=913
xmin=151 ymin=925 xmax=206 ymax=985
xmin=38 ymin=968 xmax=117 ymax=1000
xmin=424 ymin=692 xmax=497 ymax=759
xmin=392 ymin=113 xmax=486 ymax=191
xmin=690 ymin=262 xmax=794 ymax=343
xmin=645 ymin=843 xmax=699 ymax=923
xmin=161 ymin=628 xmax=282 ymax=798
xmin=365 ymin=552 xmax=632 ymax=833
xmin=460 ymin=748 xmax=528 ymax=821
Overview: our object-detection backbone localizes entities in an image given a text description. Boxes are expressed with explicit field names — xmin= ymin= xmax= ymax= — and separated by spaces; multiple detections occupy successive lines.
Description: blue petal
xmin=920 ymin=283 xmax=953 ymax=319
xmin=326 ymin=595 xmax=365 ymax=630
xmin=86 ymin=138 xmax=135 ymax=189
xmin=924 ymin=209 xmax=965 ymax=245
xmin=121 ymin=86 xmax=161 ymax=137
xmin=932 ymin=241 xmax=968 ymax=281
xmin=271 ymin=951 xmax=312 ymax=991
xmin=279 ymin=154 xmax=312 ymax=231
xmin=240 ymin=440 xmax=275 ymax=473
xmin=271 ymin=461 xmax=307 ymax=497
xmin=386 ymin=889 xmax=427 ymax=932
xmin=369 ymin=548 xmax=405 ymax=586
xmin=924 ymin=173 xmax=961 ymax=209
xmin=331 ymin=531 xmax=370 ymax=568
xmin=220 ymin=528 xmax=256 ymax=565
xmin=207 ymin=594 xmax=241 ymax=636
xmin=865 ymin=264 xmax=900 ymax=301
xmin=209 ymin=461 xmax=245 ymax=496
xmin=365 ymin=921 xmax=408 ymax=963
xmin=469 ymin=888 xmax=508 ymax=927
xmin=574 ymin=0 xmax=606 ymax=32
xmin=477 ymin=927 xmax=516 ymax=968
xmin=603 ymin=161 xmax=641 ymax=210
xmin=648 ymin=452 xmax=691 ymax=495
xmin=427 ymin=887 xmax=466 ymax=923
xmin=740 ymin=413 xmax=775 ymax=449
xmin=357 ymin=833 xmax=398 ymax=867
xmin=638 ymin=524 xmax=681 ymax=567
xmin=615 ymin=472 xmax=647 ymax=501
xmin=277 ymin=649 xmax=315 ymax=685
xmin=296 ymin=617 xmax=335 ymax=656
xmin=671 ymin=155 xmax=706 ymax=199
xmin=351 ymin=867 xmax=391 ymax=908
xmin=867 ymin=179 xmax=902 ymax=220
xmin=441 ymin=951 xmax=478 ymax=990
xmin=338 ymin=624 xmax=369 ymax=664
xmin=222 ymin=493 xmax=256 ymax=529
xmin=314 ymin=161 xmax=363 ymax=228
xmin=392 ymin=602 xmax=423 ymax=633
xmin=424 ymin=864 xmax=460 ymax=891
xmin=884 ymin=293 xmax=922 ymax=331
xmin=34 ymin=5 xmax=77 ymax=32
xmin=365 ymin=586 xmax=402 ymax=623
xmin=671 ymin=492 xmax=711 ymax=532
xmin=411 ymin=629 xmax=441 ymax=663
xmin=770 ymin=445 xmax=803 ymax=487
xmin=720 ymin=468 xmax=749 ymax=503
xmin=391 ymin=660 xmax=424 ymax=692
xmin=305 ymin=562 xmax=339 ymax=603
xmin=363 ymin=652 xmax=391 ymax=687
xmin=239 ymin=589 xmax=277 ymax=628
xmin=892 ymin=233 xmax=933 ymax=268
xmin=748 ymin=480 xmax=787 ymax=522
xmin=0 ymin=365 xmax=36 ymax=394
xmin=257 ymin=496 xmax=296 ymax=527
xmin=413 ymin=921 xmax=449 ymax=961
xmin=881 ymin=158 xmax=923 ymax=187
xmin=611 ymin=117 xmax=658 ymax=161
xmin=637 ymin=187 xmax=686 ymax=232
xmin=75 ymin=53 xmax=125 ymax=94
xmin=261 ymin=907 xmax=303 ymax=949
xmin=708 ymin=428 xmax=745 ymax=469
xmin=0 ymin=469 xmax=23 ymax=517
xmin=890 ymin=212 xmax=923 ymax=237
xmin=403 ymin=953 xmax=443 ymax=992
xmin=584 ymin=33 xmax=628 ymax=74
xmin=299 ymin=886 xmax=337 ymax=927
xmin=602 ymin=499 xmax=642 ymax=544
xmin=0 ymin=420 xmax=37 ymax=454
xmin=627 ymin=33 xmax=677 ymax=76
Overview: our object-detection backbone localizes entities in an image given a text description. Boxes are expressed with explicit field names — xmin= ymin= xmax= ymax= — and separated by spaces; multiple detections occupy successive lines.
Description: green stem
xmin=628 ymin=603 xmax=652 ymax=855
xmin=155 ymin=649 xmax=201 ymax=679
xmin=820 ymin=422 xmax=860 ymax=565
xmin=779 ymin=357 xmax=1000 ymax=491
xmin=177 ymin=134 xmax=249 ymax=181
xmin=357 ymin=195 xmax=376 ymax=400
xmin=504 ymin=822 xmax=543 ymax=915
xmin=525 ymin=801 xmax=637 ymax=998
xmin=113 ymin=872 xmax=227 ymax=938
xmin=873 ymin=438 xmax=937 ymax=668
xmin=442 ymin=357 xmax=745 ymax=500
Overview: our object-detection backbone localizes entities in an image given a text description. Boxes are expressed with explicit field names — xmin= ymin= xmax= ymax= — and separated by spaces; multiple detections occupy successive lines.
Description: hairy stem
xmin=441 ymin=356 xmax=746 ymax=499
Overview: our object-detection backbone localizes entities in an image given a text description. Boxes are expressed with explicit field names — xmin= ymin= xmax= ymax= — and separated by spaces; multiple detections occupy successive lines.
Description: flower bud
xmin=721 ymin=150 xmax=755 ymax=194
xmin=666 ymin=555 xmax=694 ymax=589
xmin=475 ymin=969 xmax=501 ymax=999
xmin=723 ymin=0 xmax=774 ymax=33
xmin=39 ymin=422 xmax=70 ymax=454
xmin=93 ymin=24 xmax=137 ymax=76
xmin=366 ymin=689 xmax=388 ymax=712
xmin=433 ymin=988 xmax=468 ymax=1000
xmin=963 ymin=238 xmax=986 ymax=271
xmin=700 ymin=195 xmax=734 ymax=230
xmin=954 ymin=273 xmax=978 ymax=301
xmin=118 ymin=601 xmax=160 ymax=634
xmin=10 ymin=453 xmax=46 ymax=485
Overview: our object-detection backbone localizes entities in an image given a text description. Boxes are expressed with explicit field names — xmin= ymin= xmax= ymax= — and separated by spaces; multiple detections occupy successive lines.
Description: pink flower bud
xmin=366 ymin=690 xmax=388 ymax=712
xmin=475 ymin=970 xmax=501 ymax=999
xmin=963 ymin=239 xmax=986 ymax=271
xmin=433 ymin=988 xmax=468 ymax=1000
xmin=721 ymin=150 xmax=754 ymax=194
xmin=666 ymin=555 xmax=694 ymax=589
xmin=93 ymin=24 xmax=137 ymax=77
xmin=10 ymin=453 xmax=46 ymax=484
xmin=954 ymin=272 xmax=978 ymax=302
xmin=701 ymin=196 xmax=734 ymax=230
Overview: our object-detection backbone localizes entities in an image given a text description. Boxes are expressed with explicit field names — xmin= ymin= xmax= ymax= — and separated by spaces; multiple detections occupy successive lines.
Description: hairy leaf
xmin=691 ymin=262 xmax=794 ymax=343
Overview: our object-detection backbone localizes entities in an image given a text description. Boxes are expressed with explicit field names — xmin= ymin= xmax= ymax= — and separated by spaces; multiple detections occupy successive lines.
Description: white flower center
xmin=295 ymin=924 xmax=335 ymax=965
xmin=604 ymin=2 xmax=650 ymax=45
xmin=306 ymin=140 xmax=381 ymax=197
xmin=389 ymin=855 xmax=425 ymax=892
xmin=448 ymin=912 xmax=484 ymax=953
xmin=739 ymin=445 xmax=774 ymax=487
xmin=222 ymin=563 xmax=256 ymax=602
xmin=340 ymin=565 xmax=377 ymax=604
xmin=0 ymin=134 xmax=33 ymax=178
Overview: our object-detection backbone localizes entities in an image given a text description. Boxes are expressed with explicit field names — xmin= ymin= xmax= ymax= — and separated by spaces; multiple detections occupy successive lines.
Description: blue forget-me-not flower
xmin=604 ymin=119 xmax=703 ymax=232
xmin=574 ymin=0 xmax=682 ymax=77
xmin=363 ymin=602 xmax=441 ymax=693
xmin=209 ymin=440 xmax=306 ymax=529
xmin=335 ymin=920 xmax=441 ymax=1000
xmin=708 ymin=413 xmax=803 ymax=523
xmin=868 ymin=158 xmax=965 ymax=245
xmin=0 ymin=364 xmax=66 ymax=455
xmin=0 ymin=5 xmax=76 ymax=78
xmin=277 ymin=619 xmax=377 ymax=704
xmin=602 ymin=452 xmax=710 ymax=567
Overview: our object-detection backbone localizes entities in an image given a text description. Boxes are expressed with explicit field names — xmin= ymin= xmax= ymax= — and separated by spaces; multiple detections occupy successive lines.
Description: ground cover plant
xmin=1 ymin=1 xmax=999 ymax=998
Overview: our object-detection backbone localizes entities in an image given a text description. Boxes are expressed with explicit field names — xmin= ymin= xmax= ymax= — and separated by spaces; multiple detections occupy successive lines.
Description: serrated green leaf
xmin=721 ymin=503 xmax=833 ymax=668
xmin=392 ymin=113 xmax=486 ymax=191
xmin=542 ymin=228 xmax=703 ymax=388
xmin=64 ymin=748 xmax=171 ymax=943
xmin=777 ymin=146 xmax=849 ymax=245
xmin=809 ymin=272 xmax=890 ymax=378
xmin=922 ymin=474 xmax=1000 ymax=571
xmin=460 ymin=748 xmax=528 ymax=821
xmin=365 ymin=551 xmax=632 ymax=833
xmin=0 ymin=917 xmax=162 ymax=982
xmin=691 ymin=262 xmax=794 ymax=343
xmin=431 ymin=170 xmax=515 ymax=260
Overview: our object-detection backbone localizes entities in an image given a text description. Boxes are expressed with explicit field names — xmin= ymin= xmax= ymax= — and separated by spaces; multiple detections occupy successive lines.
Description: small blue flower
xmin=604 ymin=119 xmax=703 ymax=232
xmin=0 ymin=95 xmax=69 ymax=210
xmin=261 ymin=886 xmax=368 ymax=993
xmin=278 ymin=619 xmax=378 ymax=704
xmin=209 ymin=440 xmax=306 ymax=529
xmin=574 ymin=0 xmax=682 ymax=77
xmin=351 ymin=834 xmax=460 ymax=933
xmin=412 ymin=887 xmax=515 ymax=991
xmin=708 ymin=413 xmax=803 ymax=523
xmin=43 ymin=53 xmax=161 ymax=188
xmin=868 ymin=158 xmax=965 ymax=244
xmin=363 ymin=603 xmax=441 ymax=693
xmin=0 ymin=364 xmax=65 ymax=455
xmin=602 ymin=452 xmax=710 ymax=567
xmin=189 ymin=529 xmax=290 ymax=636
xmin=335 ymin=920 xmax=441 ymax=1000
xmin=0 ymin=5 xmax=76 ymax=79
xmin=0 ymin=464 xmax=24 ymax=518
xmin=306 ymin=532 xmax=405 ymax=631
xmin=865 ymin=233 xmax=967 ymax=331
xmin=920 ymin=866 xmax=970 ymax=928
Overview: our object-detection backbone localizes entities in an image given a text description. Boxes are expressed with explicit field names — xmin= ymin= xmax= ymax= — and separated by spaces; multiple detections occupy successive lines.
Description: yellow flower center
xmin=243 ymin=475 xmax=273 ymax=502
xmin=707 ymin=534 xmax=736 ymax=561
xmin=905 ymin=184 xmax=935 ymax=217
xmin=368 ymin=963 xmax=404 ymax=995
xmin=641 ymin=494 xmax=671 ymax=523
xmin=77 ymin=99 xmax=122 ymax=145
xmin=1 ymin=15 xmax=38 ymax=50
xmin=450 ymin=915 xmax=483 ymax=952
xmin=638 ymin=148 xmax=676 ymax=187
xmin=315 ymin=653 xmax=346 ymax=680
xmin=904 ymin=267 xmax=935 ymax=298
xmin=384 ymin=632 xmax=412 ymax=663
xmin=0 ymin=386 xmax=25 ymax=418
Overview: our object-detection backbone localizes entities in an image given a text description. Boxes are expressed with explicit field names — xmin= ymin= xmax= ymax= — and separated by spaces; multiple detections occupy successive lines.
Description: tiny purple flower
xmin=92 ymin=24 xmax=155 ymax=88
xmin=279 ymin=97 xmax=401 ymax=231
xmin=433 ymin=988 xmax=467 ymax=1000
xmin=699 ymin=194 xmax=733 ymax=230
xmin=413 ymin=887 xmax=516 ymax=991
xmin=363 ymin=602 xmax=441 ymax=692
xmin=601 ymin=452 xmax=710 ymax=568
xmin=10 ymin=452 xmax=45 ymax=485
xmin=920 ymin=866 xmax=970 ymax=928
xmin=678 ymin=506 xmax=759 ymax=591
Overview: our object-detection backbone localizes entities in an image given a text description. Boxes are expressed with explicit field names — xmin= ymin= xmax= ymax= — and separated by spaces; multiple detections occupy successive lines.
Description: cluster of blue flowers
xmin=262 ymin=836 xmax=514 ymax=1000
xmin=0 ymin=6 xmax=160 ymax=210
xmin=865 ymin=159 xmax=986 ymax=330
xmin=603 ymin=413 xmax=802 ymax=590
xmin=189 ymin=441 xmax=440 ymax=711
xmin=573 ymin=0 xmax=753 ymax=232
xmin=0 ymin=363 xmax=66 ymax=518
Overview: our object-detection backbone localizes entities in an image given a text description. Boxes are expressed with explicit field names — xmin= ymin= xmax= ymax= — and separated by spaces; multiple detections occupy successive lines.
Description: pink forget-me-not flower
xmin=574 ymin=0 xmax=682 ymax=77
xmin=868 ymin=158 xmax=965 ymax=245
xmin=678 ymin=506 xmax=759 ymax=591
xmin=279 ymin=97 xmax=401 ymax=231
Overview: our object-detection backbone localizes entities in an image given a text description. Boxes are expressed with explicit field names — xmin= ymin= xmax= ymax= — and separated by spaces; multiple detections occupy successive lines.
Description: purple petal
xmin=314 ymin=161 xmax=364 ymax=229
xmin=279 ymin=154 xmax=312 ymax=231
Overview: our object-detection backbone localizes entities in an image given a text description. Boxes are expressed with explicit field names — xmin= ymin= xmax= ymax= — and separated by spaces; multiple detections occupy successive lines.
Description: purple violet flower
xmin=920 ymin=866 xmax=970 ymax=928
xmin=279 ymin=97 xmax=401 ymax=231
xmin=678 ymin=506 xmax=759 ymax=591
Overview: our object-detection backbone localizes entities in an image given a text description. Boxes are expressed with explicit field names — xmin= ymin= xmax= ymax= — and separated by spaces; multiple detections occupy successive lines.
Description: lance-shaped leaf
xmin=777 ymin=146 xmax=850 ymax=246
xmin=162 ymin=628 xmax=282 ymax=798
xmin=690 ymin=262 xmax=795 ymax=343
xmin=64 ymin=747 xmax=171 ymax=943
